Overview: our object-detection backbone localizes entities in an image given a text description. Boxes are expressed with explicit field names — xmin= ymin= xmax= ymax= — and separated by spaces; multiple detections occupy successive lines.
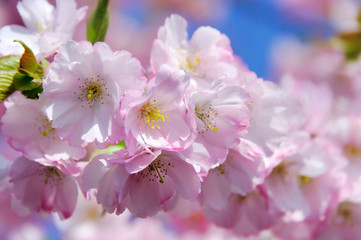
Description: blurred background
xmin=0 ymin=0 xmax=360 ymax=239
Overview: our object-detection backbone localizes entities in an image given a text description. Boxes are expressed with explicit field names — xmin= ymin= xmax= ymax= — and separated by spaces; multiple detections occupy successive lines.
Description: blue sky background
xmin=122 ymin=0 xmax=335 ymax=80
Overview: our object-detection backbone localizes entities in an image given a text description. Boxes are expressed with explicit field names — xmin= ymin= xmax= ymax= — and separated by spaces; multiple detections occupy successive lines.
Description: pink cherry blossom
xmin=246 ymin=80 xmax=306 ymax=156
xmin=204 ymin=190 xmax=275 ymax=236
xmin=0 ymin=102 xmax=22 ymax=163
xmin=151 ymin=14 xmax=240 ymax=90
xmin=324 ymin=116 xmax=361 ymax=196
xmin=121 ymin=64 xmax=196 ymax=151
xmin=1 ymin=93 xmax=85 ymax=171
xmin=82 ymin=148 xmax=201 ymax=218
xmin=0 ymin=0 xmax=87 ymax=59
xmin=280 ymin=75 xmax=334 ymax=137
xmin=263 ymin=132 xmax=347 ymax=222
xmin=180 ymin=84 xmax=250 ymax=173
xmin=9 ymin=156 xmax=78 ymax=219
xmin=314 ymin=200 xmax=361 ymax=240
xmin=200 ymin=139 xmax=265 ymax=211
xmin=41 ymin=40 xmax=145 ymax=146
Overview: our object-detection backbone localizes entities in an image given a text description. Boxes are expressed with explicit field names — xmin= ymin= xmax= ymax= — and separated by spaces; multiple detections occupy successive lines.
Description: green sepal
xmin=86 ymin=0 xmax=110 ymax=44
xmin=14 ymin=40 xmax=38 ymax=72
xmin=21 ymin=84 xmax=43 ymax=99
xmin=12 ymin=40 xmax=45 ymax=98
xmin=40 ymin=59 xmax=50 ymax=70
xmin=13 ymin=71 xmax=42 ymax=91
xmin=0 ymin=55 xmax=20 ymax=102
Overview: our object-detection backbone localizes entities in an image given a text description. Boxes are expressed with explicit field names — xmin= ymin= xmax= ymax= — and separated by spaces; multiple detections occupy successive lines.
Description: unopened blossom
xmin=121 ymin=64 xmax=195 ymax=151
xmin=180 ymin=85 xmax=250 ymax=173
xmin=82 ymin=148 xmax=201 ymax=218
xmin=1 ymin=93 xmax=85 ymax=172
xmin=0 ymin=0 xmax=87 ymax=58
xmin=41 ymin=40 xmax=145 ymax=146
xmin=9 ymin=157 xmax=78 ymax=219
xmin=151 ymin=14 xmax=240 ymax=90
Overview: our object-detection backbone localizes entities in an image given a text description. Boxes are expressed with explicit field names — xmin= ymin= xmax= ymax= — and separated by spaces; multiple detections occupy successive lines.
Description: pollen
xmin=139 ymin=100 xmax=168 ymax=129
xmin=195 ymin=103 xmax=218 ymax=133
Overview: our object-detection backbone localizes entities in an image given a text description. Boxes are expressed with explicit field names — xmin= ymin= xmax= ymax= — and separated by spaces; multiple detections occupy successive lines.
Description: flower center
xmin=42 ymin=120 xmax=53 ymax=137
xmin=337 ymin=201 xmax=354 ymax=227
xmin=344 ymin=144 xmax=361 ymax=160
xmin=270 ymin=162 xmax=288 ymax=177
xmin=138 ymin=157 xmax=174 ymax=184
xmin=35 ymin=22 xmax=47 ymax=33
xmin=139 ymin=100 xmax=168 ymax=129
xmin=38 ymin=166 xmax=64 ymax=185
xmin=195 ymin=104 xmax=217 ymax=133
xmin=36 ymin=115 xmax=56 ymax=139
xmin=76 ymin=75 xmax=108 ymax=108
xmin=178 ymin=50 xmax=201 ymax=73
xmin=298 ymin=175 xmax=312 ymax=187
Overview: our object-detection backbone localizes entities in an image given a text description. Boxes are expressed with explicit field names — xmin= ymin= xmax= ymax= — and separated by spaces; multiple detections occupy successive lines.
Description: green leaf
xmin=14 ymin=40 xmax=38 ymax=72
xmin=0 ymin=55 xmax=20 ymax=71
xmin=0 ymin=55 xmax=20 ymax=102
xmin=86 ymin=0 xmax=110 ymax=44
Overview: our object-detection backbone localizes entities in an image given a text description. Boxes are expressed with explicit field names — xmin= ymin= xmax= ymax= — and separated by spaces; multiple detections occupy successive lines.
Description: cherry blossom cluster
xmin=1 ymin=0 xmax=361 ymax=239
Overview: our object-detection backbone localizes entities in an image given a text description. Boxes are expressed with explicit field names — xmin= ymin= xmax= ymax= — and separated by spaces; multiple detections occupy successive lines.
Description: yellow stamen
xmin=188 ymin=58 xmax=201 ymax=69
xmin=141 ymin=102 xmax=168 ymax=130
xmin=35 ymin=22 xmax=46 ymax=32
xmin=299 ymin=176 xmax=311 ymax=184
xmin=205 ymin=123 xmax=217 ymax=132
xmin=44 ymin=167 xmax=61 ymax=184
xmin=155 ymin=166 xmax=164 ymax=184
xmin=218 ymin=164 xmax=225 ymax=175
xmin=195 ymin=104 xmax=218 ymax=133
xmin=87 ymin=88 xmax=98 ymax=100
xmin=42 ymin=120 xmax=53 ymax=137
